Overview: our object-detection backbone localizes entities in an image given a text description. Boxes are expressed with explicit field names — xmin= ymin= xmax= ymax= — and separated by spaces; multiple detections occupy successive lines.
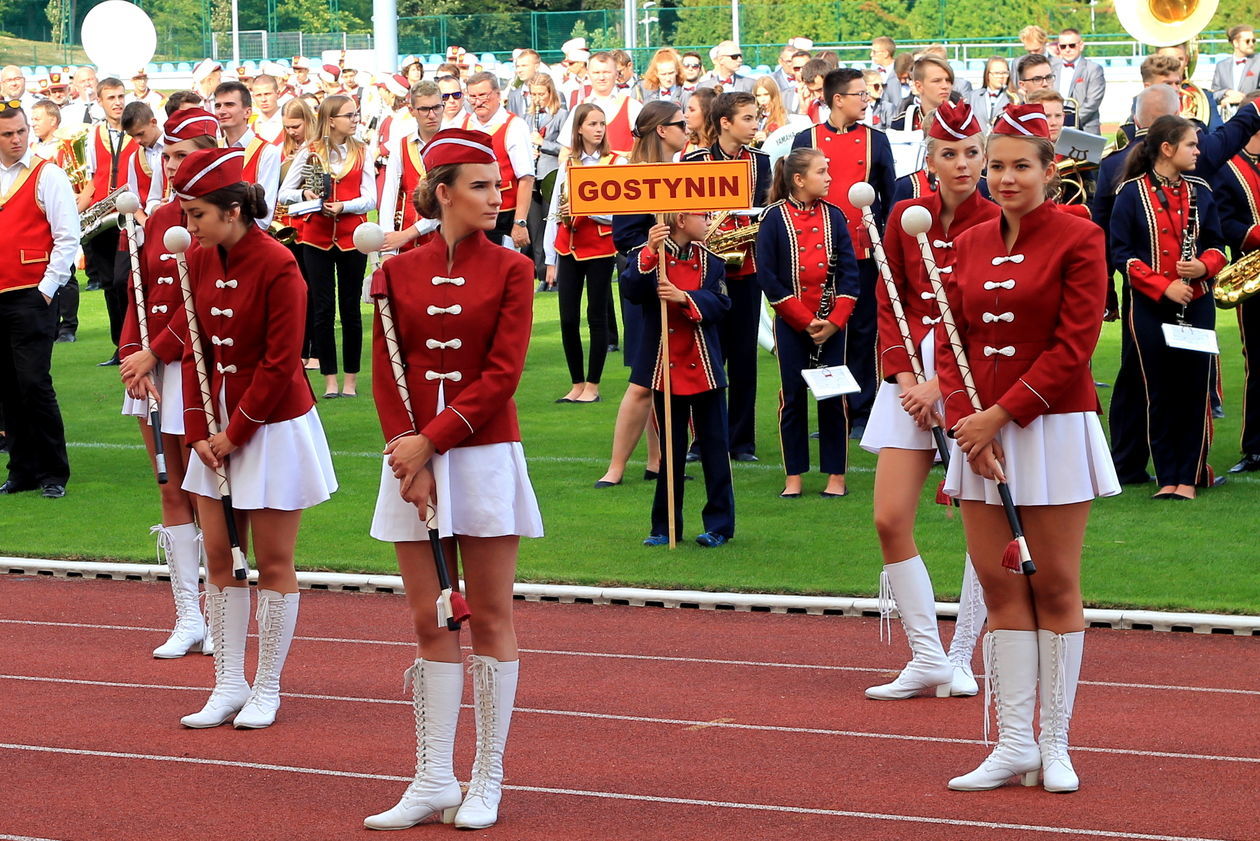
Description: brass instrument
xmin=704 ymin=211 xmax=760 ymax=269
xmin=1115 ymin=0 xmax=1220 ymax=127
xmin=1213 ymin=249 xmax=1260 ymax=307
xmin=80 ymin=185 xmax=127 ymax=244
xmin=1055 ymin=157 xmax=1097 ymax=206
xmin=269 ymin=220 xmax=298 ymax=244
xmin=60 ymin=128 xmax=91 ymax=191
xmin=304 ymin=152 xmax=331 ymax=205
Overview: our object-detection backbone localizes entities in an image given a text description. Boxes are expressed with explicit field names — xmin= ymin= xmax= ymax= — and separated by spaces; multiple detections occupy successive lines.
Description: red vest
xmin=90 ymin=123 xmax=137 ymax=202
xmin=241 ymin=137 xmax=266 ymax=184
xmin=463 ymin=112 xmax=522 ymax=212
xmin=605 ymin=98 xmax=633 ymax=155
xmin=133 ymin=146 xmax=155 ymax=203
xmin=299 ymin=146 xmax=369 ymax=251
xmin=0 ymin=158 xmax=54 ymax=294
xmin=396 ymin=137 xmax=435 ymax=252
xmin=556 ymin=154 xmax=620 ymax=260
xmin=808 ymin=123 xmax=873 ymax=259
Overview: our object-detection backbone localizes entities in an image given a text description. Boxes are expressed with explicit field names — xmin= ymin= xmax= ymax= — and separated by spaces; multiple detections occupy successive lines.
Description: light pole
xmin=641 ymin=1 xmax=657 ymax=51
xmin=731 ymin=0 xmax=739 ymax=44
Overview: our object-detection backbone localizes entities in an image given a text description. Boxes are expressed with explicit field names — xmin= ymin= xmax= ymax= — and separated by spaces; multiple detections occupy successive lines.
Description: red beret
xmin=163 ymin=107 xmax=218 ymax=145
xmin=172 ymin=148 xmax=245 ymax=201
xmin=421 ymin=128 xmax=496 ymax=169
xmin=993 ymin=104 xmax=1051 ymax=139
xmin=927 ymin=100 xmax=981 ymax=141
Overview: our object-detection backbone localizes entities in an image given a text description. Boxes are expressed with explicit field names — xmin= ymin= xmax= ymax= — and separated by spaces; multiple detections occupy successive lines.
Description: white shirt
xmin=0 ymin=147 xmax=80 ymax=297
xmin=379 ymin=131 xmax=439 ymax=241
xmin=460 ymin=105 xmax=535 ymax=181
xmin=1234 ymin=57 xmax=1249 ymax=92
xmin=252 ymin=109 xmax=284 ymax=144
xmin=225 ymin=127 xmax=281 ymax=229
xmin=83 ymin=122 xmax=127 ymax=184
xmin=124 ymin=139 xmax=164 ymax=214
xmin=1056 ymin=61 xmax=1077 ymax=100
xmin=127 ymin=89 xmax=165 ymax=112
xmin=279 ymin=141 xmax=377 ymax=216
xmin=556 ymin=93 xmax=643 ymax=149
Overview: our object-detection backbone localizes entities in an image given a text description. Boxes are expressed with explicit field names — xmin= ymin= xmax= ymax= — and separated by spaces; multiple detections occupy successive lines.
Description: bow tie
xmin=216 ymin=279 xmax=237 ymax=288
xmin=432 ymin=275 xmax=465 ymax=286
xmin=1062 ymin=62 xmax=1075 ymax=69
xmin=1238 ymin=59 xmax=1248 ymax=65
xmin=933 ymin=239 xmax=952 ymax=249
xmin=210 ymin=307 xmax=233 ymax=317
xmin=425 ymin=370 xmax=463 ymax=382
xmin=984 ymin=280 xmax=1016 ymax=290
xmin=983 ymin=311 xmax=1015 ymax=323
xmin=984 ymin=345 xmax=1016 ymax=357
xmin=426 ymin=338 xmax=463 ymax=350
xmin=427 ymin=304 xmax=462 ymax=315
xmin=991 ymin=254 xmax=1025 ymax=265
xmin=683 ymin=85 xmax=696 ymax=92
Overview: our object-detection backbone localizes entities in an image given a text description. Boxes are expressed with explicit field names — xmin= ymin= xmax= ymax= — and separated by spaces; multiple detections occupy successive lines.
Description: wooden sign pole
xmin=654 ymin=213 xmax=676 ymax=548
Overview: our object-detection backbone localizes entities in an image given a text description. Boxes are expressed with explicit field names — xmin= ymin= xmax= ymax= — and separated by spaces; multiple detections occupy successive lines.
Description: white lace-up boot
xmin=180 ymin=585 xmax=252 ymax=727
xmin=196 ymin=531 xmax=214 ymax=656
xmin=364 ymin=659 xmax=465 ymax=830
xmin=233 ymin=590 xmax=300 ymax=729
xmin=454 ymin=656 xmax=519 ymax=829
xmin=1038 ymin=629 xmax=1084 ymax=792
xmin=948 ymin=630 xmax=1042 ymax=790
xmin=946 ymin=554 xmax=989 ymax=696
xmin=152 ymin=523 xmax=207 ymax=658
xmin=865 ymin=556 xmax=954 ymax=700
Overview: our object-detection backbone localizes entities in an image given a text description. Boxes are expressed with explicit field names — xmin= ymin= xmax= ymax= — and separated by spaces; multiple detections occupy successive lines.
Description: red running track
xmin=1 ymin=574 xmax=1258 ymax=841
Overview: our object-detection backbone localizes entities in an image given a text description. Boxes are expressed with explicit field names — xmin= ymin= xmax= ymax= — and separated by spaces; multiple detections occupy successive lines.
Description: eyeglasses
xmin=441 ymin=91 xmax=463 ymax=101
xmin=334 ymin=111 xmax=360 ymax=120
xmin=465 ymin=91 xmax=493 ymax=102
xmin=415 ymin=104 xmax=443 ymax=115
xmin=838 ymin=91 xmax=871 ymax=101
xmin=1021 ymin=74 xmax=1055 ymax=85
xmin=720 ymin=53 xmax=742 ymax=61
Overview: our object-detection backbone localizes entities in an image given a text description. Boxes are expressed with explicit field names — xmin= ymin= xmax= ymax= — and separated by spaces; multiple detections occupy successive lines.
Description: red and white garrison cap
xmin=172 ymin=148 xmax=245 ymax=200
xmin=993 ymin=104 xmax=1051 ymax=139
xmin=163 ymin=107 xmax=218 ymax=145
xmin=927 ymin=100 xmax=982 ymax=141
xmin=421 ymin=128 xmax=496 ymax=169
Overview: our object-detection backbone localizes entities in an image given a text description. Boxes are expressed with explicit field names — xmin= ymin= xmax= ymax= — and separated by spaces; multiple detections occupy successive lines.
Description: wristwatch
xmin=514 ymin=219 xmax=528 ymax=228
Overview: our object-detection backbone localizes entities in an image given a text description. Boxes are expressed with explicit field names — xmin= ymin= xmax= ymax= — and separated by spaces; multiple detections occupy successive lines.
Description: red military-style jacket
xmin=880 ymin=188 xmax=999 ymax=380
xmin=1110 ymin=173 xmax=1228 ymax=303
xmin=938 ymin=200 xmax=1108 ymax=428
xmin=370 ymin=231 xmax=535 ymax=454
xmin=181 ymin=225 xmax=315 ymax=447
xmin=120 ymin=200 xmax=189 ymax=365
xmin=300 ymin=146 xmax=370 ymax=251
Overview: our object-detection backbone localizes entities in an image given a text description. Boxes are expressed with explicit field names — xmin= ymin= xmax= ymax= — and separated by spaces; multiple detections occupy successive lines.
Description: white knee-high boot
xmin=152 ymin=523 xmax=206 ymax=658
xmin=181 ymin=585 xmax=252 ymax=728
xmin=196 ymin=530 xmax=214 ymax=656
xmin=946 ymin=554 xmax=989 ymax=696
xmin=866 ymin=556 xmax=953 ymax=700
xmin=948 ymin=630 xmax=1041 ymax=790
xmin=454 ymin=656 xmax=519 ymax=829
xmin=364 ymin=659 xmax=465 ymax=830
xmin=1038 ymin=629 xmax=1084 ymax=793
xmin=234 ymin=590 xmax=300 ymax=729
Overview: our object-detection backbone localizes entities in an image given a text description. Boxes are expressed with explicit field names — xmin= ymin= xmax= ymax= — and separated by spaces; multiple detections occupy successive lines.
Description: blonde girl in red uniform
xmin=278 ymin=96 xmax=316 ymax=367
xmin=174 ymin=147 xmax=338 ymax=730
xmin=119 ymin=108 xmax=220 ymax=659
xmin=279 ymin=93 xmax=376 ymax=398
xmin=862 ymin=101 xmax=998 ymax=700
xmin=939 ymin=105 xmax=1119 ymax=793
xmin=364 ymin=128 xmax=542 ymax=831
xmin=544 ymin=103 xmax=625 ymax=404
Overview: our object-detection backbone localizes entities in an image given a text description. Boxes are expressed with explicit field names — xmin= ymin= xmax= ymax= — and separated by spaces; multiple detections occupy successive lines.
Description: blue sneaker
xmin=695 ymin=532 xmax=728 ymax=548
xmin=642 ymin=534 xmax=669 ymax=547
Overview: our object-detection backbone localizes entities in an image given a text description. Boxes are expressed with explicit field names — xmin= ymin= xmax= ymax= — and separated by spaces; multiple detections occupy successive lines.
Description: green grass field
xmin=2 ymin=282 xmax=1258 ymax=615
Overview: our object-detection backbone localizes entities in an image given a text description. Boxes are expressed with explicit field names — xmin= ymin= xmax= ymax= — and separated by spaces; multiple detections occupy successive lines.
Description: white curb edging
xmin=4 ymin=557 xmax=1257 ymax=635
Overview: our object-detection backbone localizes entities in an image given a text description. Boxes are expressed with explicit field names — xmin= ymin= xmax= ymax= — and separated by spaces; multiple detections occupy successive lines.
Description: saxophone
xmin=80 ymin=185 xmax=127 ymax=244
xmin=705 ymin=210 xmax=760 ymax=269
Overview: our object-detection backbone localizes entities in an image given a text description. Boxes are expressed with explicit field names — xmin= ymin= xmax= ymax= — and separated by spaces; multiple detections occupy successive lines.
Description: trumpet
xmin=1213 ymin=249 xmax=1260 ymax=308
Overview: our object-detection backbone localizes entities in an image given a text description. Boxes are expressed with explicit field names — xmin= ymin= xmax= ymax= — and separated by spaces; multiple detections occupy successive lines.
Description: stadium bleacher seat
xmin=160 ymin=62 xmax=175 ymax=73
xmin=177 ymin=62 xmax=192 ymax=73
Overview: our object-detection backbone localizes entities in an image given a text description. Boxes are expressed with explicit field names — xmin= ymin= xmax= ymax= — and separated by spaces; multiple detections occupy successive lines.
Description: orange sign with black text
xmin=566 ymin=159 xmax=753 ymax=215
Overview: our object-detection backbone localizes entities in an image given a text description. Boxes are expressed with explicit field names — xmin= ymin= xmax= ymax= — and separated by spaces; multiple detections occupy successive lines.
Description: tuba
xmin=1116 ymin=0 xmax=1221 ymax=126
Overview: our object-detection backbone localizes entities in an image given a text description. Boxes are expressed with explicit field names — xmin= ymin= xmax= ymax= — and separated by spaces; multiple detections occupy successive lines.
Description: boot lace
xmin=876 ymin=568 xmax=893 ymax=644
xmin=247 ymin=593 xmax=287 ymax=708
xmin=465 ymin=656 xmax=499 ymax=802
xmin=1041 ymin=633 xmax=1071 ymax=762
xmin=203 ymin=590 xmax=229 ymax=700
xmin=949 ymin=558 xmax=985 ymax=668
xmin=402 ymin=660 xmax=433 ymax=799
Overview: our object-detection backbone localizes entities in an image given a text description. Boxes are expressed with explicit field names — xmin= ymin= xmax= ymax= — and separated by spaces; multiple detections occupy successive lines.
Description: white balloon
xmin=353 ymin=222 xmax=386 ymax=254
xmin=164 ymin=226 xmax=192 ymax=253
xmin=900 ymin=205 xmax=933 ymax=237
xmin=81 ymin=1 xmax=157 ymax=77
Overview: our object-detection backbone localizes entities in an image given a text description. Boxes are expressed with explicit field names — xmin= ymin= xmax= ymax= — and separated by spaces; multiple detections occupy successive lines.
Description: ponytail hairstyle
xmin=768 ymin=147 xmax=824 ymax=205
xmin=199 ymin=181 xmax=268 ymax=226
xmin=630 ymin=100 xmax=684 ymax=163
xmin=708 ymin=90 xmax=756 ymax=144
xmin=1121 ymin=113 xmax=1195 ymax=183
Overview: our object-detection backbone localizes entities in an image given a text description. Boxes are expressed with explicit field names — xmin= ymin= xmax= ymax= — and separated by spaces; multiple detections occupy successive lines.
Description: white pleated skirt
xmin=120 ymin=360 xmax=186 ymax=435
xmin=370 ymin=442 xmax=544 ymax=542
xmin=182 ymin=397 xmax=338 ymax=510
xmin=860 ymin=333 xmax=941 ymax=456
xmin=943 ymin=411 xmax=1121 ymax=506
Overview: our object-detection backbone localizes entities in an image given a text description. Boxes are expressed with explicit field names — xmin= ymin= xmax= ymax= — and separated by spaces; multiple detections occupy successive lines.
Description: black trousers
xmin=844 ymin=258 xmax=879 ymax=426
xmin=720 ymin=272 xmax=761 ymax=456
xmin=526 ymin=188 xmax=548 ymax=281
xmin=652 ymin=388 xmax=735 ymax=539
xmin=1237 ymin=297 xmax=1260 ymax=456
xmin=86 ymin=230 xmax=124 ymax=349
xmin=303 ymin=245 xmax=366 ymax=376
xmin=56 ymin=275 xmax=79 ymax=335
xmin=774 ymin=318 xmax=849 ymax=476
xmin=0 ymin=287 xmax=69 ymax=487
xmin=287 ymin=242 xmax=315 ymax=359
xmin=1109 ymin=285 xmax=1152 ymax=483
xmin=556 ymin=254 xmax=614 ymax=385
xmin=1128 ymin=291 xmax=1215 ymax=487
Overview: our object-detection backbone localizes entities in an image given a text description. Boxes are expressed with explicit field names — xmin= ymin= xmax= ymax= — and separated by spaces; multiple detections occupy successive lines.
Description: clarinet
xmin=811 ymin=251 xmax=838 ymax=368
xmin=1178 ymin=178 xmax=1200 ymax=323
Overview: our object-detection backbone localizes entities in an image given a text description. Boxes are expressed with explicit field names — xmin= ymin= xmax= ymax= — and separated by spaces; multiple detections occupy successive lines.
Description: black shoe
xmin=643 ymin=469 xmax=659 ymax=481
xmin=685 ymin=451 xmax=700 ymax=463
xmin=0 ymin=434 xmax=7 ymax=453
xmin=0 ymin=480 xmax=37 ymax=494
xmin=732 ymin=452 xmax=758 ymax=462
xmin=97 ymin=354 xmax=120 ymax=367
xmin=607 ymin=343 xmax=620 ymax=353
xmin=1229 ymin=454 xmax=1260 ymax=473
xmin=322 ymin=392 xmax=340 ymax=399
xmin=848 ymin=424 xmax=866 ymax=440
xmin=55 ymin=331 xmax=76 ymax=344
xmin=809 ymin=431 xmax=820 ymax=440
xmin=536 ymin=280 xmax=548 ymax=293
xmin=820 ymin=489 xmax=849 ymax=498
xmin=593 ymin=479 xmax=621 ymax=489
xmin=85 ymin=282 xmax=101 ymax=291
xmin=779 ymin=491 xmax=801 ymax=498
xmin=1210 ymin=475 xmax=1227 ymax=488
xmin=41 ymin=483 xmax=66 ymax=499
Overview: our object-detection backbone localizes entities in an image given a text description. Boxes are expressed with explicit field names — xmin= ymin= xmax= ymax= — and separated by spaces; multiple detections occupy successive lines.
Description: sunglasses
xmin=0 ymin=99 xmax=21 ymax=112
xmin=721 ymin=53 xmax=742 ymax=61
xmin=663 ymin=119 xmax=686 ymax=128
xmin=682 ymin=62 xmax=702 ymax=69
xmin=441 ymin=91 xmax=463 ymax=101
xmin=1059 ymin=41 xmax=1081 ymax=48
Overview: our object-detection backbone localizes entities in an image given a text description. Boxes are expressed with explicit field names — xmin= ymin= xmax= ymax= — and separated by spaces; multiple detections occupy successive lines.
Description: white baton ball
xmin=900 ymin=205 xmax=933 ymax=237
xmin=164 ymin=225 xmax=193 ymax=254
xmin=115 ymin=190 xmax=142 ymax=215
xmin=848 ymin=181 xmax=876 ymax=210
xmin=353 ymin=221 xmax=386 ymax=255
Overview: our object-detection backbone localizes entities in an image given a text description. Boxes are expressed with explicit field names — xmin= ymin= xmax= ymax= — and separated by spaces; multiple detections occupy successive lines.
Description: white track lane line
xmin=1 ymin=673 xmax=1255 ymax=766
xmin=0 ymin=741 xmax=1243 ymax=841
xmin=2 ymin=616 xmax=1258 ymax=697
xmin=0 ymin=836 xmax=79 ymax=841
